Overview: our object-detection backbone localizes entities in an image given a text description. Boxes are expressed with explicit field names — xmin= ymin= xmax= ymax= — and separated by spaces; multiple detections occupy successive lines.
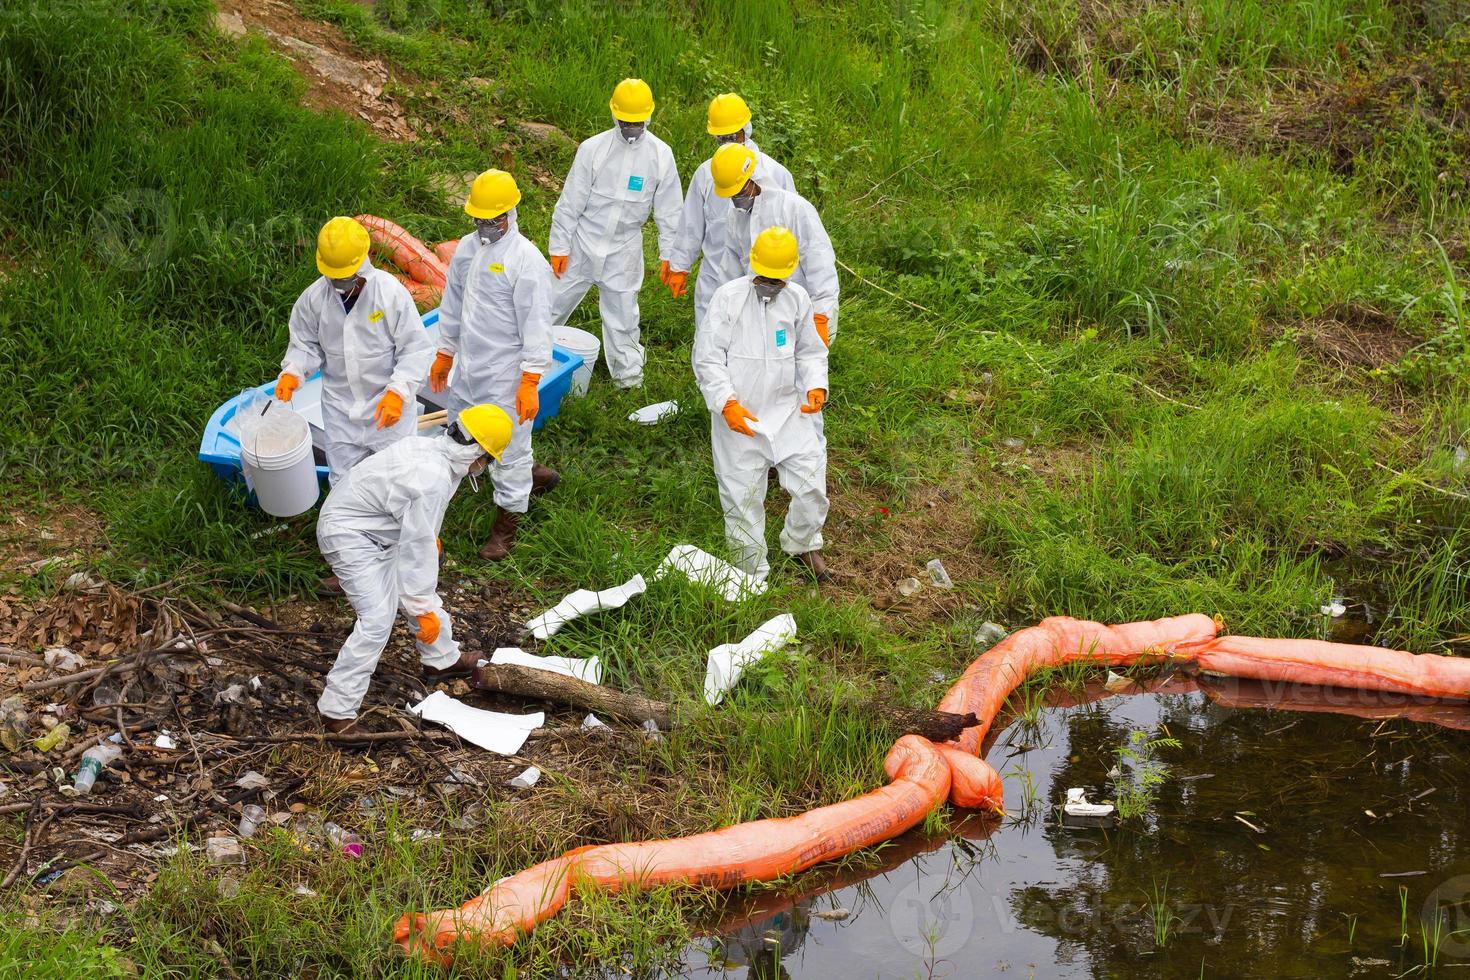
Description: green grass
xmin=2 ymin=0 xmax=1469 ymax=974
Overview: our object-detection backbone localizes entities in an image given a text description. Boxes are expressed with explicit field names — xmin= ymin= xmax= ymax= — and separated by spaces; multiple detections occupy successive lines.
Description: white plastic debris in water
xmin=925 ymin=559 xmax=954 ymax=589
xmin=581 ymin=713 xmax=612 ymax=733
xmin=507 ymin=766 xmax=541 ymax=789
xmin=1063 ymin=788 xmax=1115 ymax=818
xmin=407 ymin=691 xmax=543 ymax=756
xmin=655 ymin=544 xmax=767 ymax=601
xmin=488 ymin=647 xmax=604 ymax=685
xmin=525 ymin=574 xmax=647 ymax=640
xmin=704 ymin=614 xmax=798 ymax=706
xmin=1321 ymin=600 xmax=1347 ymax=618
xmin=628 ymin=400 xmax=680 ymax=425
xmin=43 ymin=648 xmax=84 ymax=672
xmin=1104 ymin=671 xmax=1132 ymax=694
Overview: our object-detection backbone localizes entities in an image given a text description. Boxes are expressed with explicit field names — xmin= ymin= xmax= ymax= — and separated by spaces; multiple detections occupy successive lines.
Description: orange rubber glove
xmin=813 ymin=313 xmax=830 ymax=347
xmin=374 ymin=390 xmax=404 ymax=429
xmin=415 ymin=612 xmax=440 ymax=645
xmin=722 ymin=398 xmax=758 ymax=436
xmin=800 ymin=388 xmax=827 ymax=414
xmin=666 ymin=269 xmax=689 ymax=299
xmin=515 ymin=371 xmax=541 ymax=424
xmin=549 ymin=255 xmax=569 ymax=278
xmin=658 ymin=259 xmax=671 ymax=285
xmin=275 ymin=372 xmax=300 ymax=402
xmin=429 ymin=351 xmax=454 ymax=393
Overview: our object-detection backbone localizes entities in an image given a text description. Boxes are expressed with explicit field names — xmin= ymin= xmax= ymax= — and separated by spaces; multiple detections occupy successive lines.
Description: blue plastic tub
xmin=199 ymin=307 xmax=582 ymax=491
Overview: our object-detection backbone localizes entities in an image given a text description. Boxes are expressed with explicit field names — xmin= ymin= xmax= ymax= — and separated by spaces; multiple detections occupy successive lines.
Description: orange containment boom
xmin=355 ymin=214 xmax=448 ymax=289
xmin=395 ymin=614 xmax=1470 ymax=961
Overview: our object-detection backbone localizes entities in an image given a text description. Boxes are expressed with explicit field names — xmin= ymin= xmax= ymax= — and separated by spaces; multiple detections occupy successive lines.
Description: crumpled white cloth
xmin=628 ymin=400 xmax=680 ymax=425
xmin=487 ymin=647 xmax=603 ymax=686
xmin=525 ymin=574 xmax=647 ymax=639
xmin=655 ymin=544 xmax=767 ymax=601
xmin=407 ymin=691 xmax=543 ymax=755
xmin=703 ymin=614 xmax=797 ymax=706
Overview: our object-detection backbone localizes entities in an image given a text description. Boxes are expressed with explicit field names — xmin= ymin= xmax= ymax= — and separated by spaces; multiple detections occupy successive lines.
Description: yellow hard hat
xmin=711 ymin=143 xmax=757 ymax=198
xmin=316 ymin=217 xmax=371 ymax=278
xmin=609 ymin=78 xmax=655 ymax=122
xmin=706 ymin=92 xmax=752 ymax=136
xmin=750 ymin=226 xmax=799 ymax=279
xmin=464 ymin=169 xmax=522 ymax=220
xmin=457 ymin=404 xmax=514 ymax=460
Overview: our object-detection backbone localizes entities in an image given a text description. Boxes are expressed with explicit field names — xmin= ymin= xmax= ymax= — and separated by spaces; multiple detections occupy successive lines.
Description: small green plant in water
xmin=1111 ymin=728 xmax=1181 ymax=820
xmin=1148 ymin=875 xmax=1178 ymax=948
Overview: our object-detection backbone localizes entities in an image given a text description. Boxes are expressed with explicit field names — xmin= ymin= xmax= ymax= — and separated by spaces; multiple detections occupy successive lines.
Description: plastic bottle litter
xmin=323 ymin=822 xmax=364 ymax=859
xmin=925 ymin=559 xmax=954 ymax=589
xmin=1062 ymin=788 xmax=1115 ymax=818
xmin=0 ymin=697 xmax=32 ymax=753
xmin=507 ymin=766 xmax=541 ymax=789
xmin=973 ymin=622 xmax=1008 ymax=650
xmin=70 ymin=742 xmax=123 ymax=795
xmin=897 ymin=577 xmax=922 ymax=597
xmin=237 ymin=804 xmax=266 ymax=839
xmin=33 ymin=723 xmax=70 ymax=753
xmin=206 ymin=837 xmax=246 ymax=866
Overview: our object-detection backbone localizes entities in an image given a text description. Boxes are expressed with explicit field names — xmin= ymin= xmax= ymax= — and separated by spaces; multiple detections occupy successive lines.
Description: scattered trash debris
xmin=581 ymin=713 xmax=612 ymax=733
xmin=525 ymin=574 xmax=647 ymax=640
xmin=1063 ymin=788 xmax=1115 ymax=818
xmin=1001 ymin=437 xmax=1025 ymax=449
xmin=43 ymin=647 xmax=84 ymax=672
xmin=487 ymin=647 xmax=603 ymax=685
xmin=925 ymin=560 xmax=953 ymax=589
xmin=323 ymin=822 xmax=363 ymax=859
xmin=1104 ymin=671 xmax=1132 ymax=693
xmin=1233 ymin=813 xmax=1266 ymax=834
xmin=704 ymin=614 xmax=798 ymax=706
xmin=409 ymin=829 xmax=439 ymax=843
xmin=628 ymin=400 xmax=680 ymax=425
xmin=897 ymin=577 xmax=922 ymax=597
xmin=1320 ymin=600 xmax=1347 ymax=618
xmin=205 ymin=837 xmax=246 ymax=867
xmin=293 ymin=884 xmax=318 ymax=898
xmin=154 ymin=731 xmax=177 ymax=750
xmin=813 ymin=907 xmax=851 ymax=921
xmin=237 ymin=805 xmax=267 ymax=839
xmin=655 ymin=544 xmax=767 ymax=600
xmin=33 ymin=723 xmax=70 ymax=753
xmin=0 ymin=696 xmax=32 ymax=753
xmin=214 ymin=683 xmax=247 ymax=705
xmin=507 ymin=766 xmax=541 ymax=789
xmin=234 ymin=771 xmax=270 ymax=791
xmin=973 ymin=622 xmax=1008 ymax=650
xmin=640 ymin=718 xmax=663 ymax=743
xmin=68 ymin=741 xmax=123 ymax=796
xmin=407 ymin=691 xmax=544 ymax=755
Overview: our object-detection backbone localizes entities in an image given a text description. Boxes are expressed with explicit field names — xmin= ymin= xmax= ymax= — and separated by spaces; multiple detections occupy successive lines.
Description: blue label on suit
xmin=775 ymin=328 xmax=788 ymax=347
xmin=627 ymin=175 xmax=645 ymax=191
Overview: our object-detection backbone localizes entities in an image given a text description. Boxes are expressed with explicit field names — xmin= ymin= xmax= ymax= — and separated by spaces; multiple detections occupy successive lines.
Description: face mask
xmin=715 ymin=131 xmax=746 ymax=146
xmin=732 ymin=186 xmax=756 ymax=212
xmin=753 ymin=277 xmax=785 ymax=304
xmin=475 ymin=216 xmax=508 ymax=246
xmin=617 ymin=120 xmax=646 ymax=144
xmin=329 ymin=275 xmax=363 ymax=299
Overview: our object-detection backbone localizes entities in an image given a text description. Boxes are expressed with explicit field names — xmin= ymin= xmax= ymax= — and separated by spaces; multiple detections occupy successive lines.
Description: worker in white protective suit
xmin=276 ymin=216 xmax=433 ymax=485
xmin=693 ymin=226 xmax=831 ymax=583
xmin=684 ymin=143 xmax=840 ymax=347
xmin=430 ymin=169 xmax=559 ymax=561
xmin=664 ymin=93 xmax=795 ymax=330
xmin=316 ymin=404 xmax=514 ymax=732
xmin=547 ymin=78 xmax=683 ymax=389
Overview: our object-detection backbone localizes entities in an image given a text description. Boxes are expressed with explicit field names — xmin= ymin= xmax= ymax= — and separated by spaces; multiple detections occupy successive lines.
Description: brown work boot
xmin=316 ymin=574 xmax=344 ymax=597
xmin=479 ymin=510 xmax=521 ymax=561
xmin=320 ymin=714 xmax=356 ymax=734
xmin=423 ymin=648 xmax=479 ymax=683
xmin=531 ymin=463 xmax=561 ymax=496
xmin=794 ymin=551 xmax=833 ymax=584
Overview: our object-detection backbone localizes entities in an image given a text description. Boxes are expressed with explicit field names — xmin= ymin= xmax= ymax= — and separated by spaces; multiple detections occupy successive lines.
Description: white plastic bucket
xmin=554 ymin=325 xmax=600 ymax=397
xmin=239 ymin=410 xmax=319 ymax=518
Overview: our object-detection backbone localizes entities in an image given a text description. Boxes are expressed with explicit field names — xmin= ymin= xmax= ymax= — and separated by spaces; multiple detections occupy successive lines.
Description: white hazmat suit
xmin=281 ymin=258 xmax=434 ymax=484
xmin=693 ymin=276 xmax=830 ymax=580
xmin=316 ymin=433 xmax=486 ymax=720
xmin=548 ymin=125 xmax=682 ymax=387
xmin=668 ymin=138 xmax=795 ymax=329
xmin=438 ymin=214 xmax=553 ymax=514
xmin=724 ymin=187 xmax=840 ymax=342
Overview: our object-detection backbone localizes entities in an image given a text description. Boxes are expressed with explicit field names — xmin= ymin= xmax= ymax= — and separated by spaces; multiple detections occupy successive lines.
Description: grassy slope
xmin=2 ymin=0 xmax=1468 ymax=974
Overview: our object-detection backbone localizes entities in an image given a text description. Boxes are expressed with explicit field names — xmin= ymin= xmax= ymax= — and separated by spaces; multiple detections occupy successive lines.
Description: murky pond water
xmin=680 ymin=674 xmax=1470 ymax=978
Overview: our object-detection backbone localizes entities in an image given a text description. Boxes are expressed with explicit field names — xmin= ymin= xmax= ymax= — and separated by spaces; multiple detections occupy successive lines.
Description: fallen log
xmin=471 ymin=663 xmax=978 ymax=742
